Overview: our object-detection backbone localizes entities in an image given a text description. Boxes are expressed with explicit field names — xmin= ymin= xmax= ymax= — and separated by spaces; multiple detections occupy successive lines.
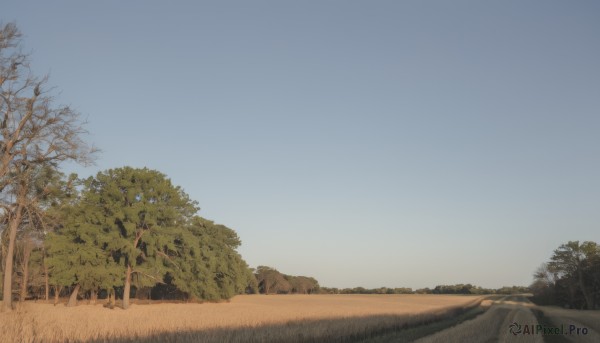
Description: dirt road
xmin=414 ymin=296 xmax=599 ymax=343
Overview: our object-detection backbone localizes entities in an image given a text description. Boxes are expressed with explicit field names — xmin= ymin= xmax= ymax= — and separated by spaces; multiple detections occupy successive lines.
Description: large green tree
xmin=80 ymin=167 xmax=198 ymax=309
xmin=44 ymin=167 xmax=257 ymax=307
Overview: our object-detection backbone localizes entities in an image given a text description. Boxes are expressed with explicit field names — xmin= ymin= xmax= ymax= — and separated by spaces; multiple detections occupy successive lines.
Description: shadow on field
xmin=84 ymin=301 xmax=484 ymax=343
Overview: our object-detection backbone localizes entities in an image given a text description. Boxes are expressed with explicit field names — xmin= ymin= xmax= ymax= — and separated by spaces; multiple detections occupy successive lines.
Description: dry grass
xmin=0 ymin=294 xmax=483 ymax=342
xmin=414 ymin=295 xmax=544 ymax=343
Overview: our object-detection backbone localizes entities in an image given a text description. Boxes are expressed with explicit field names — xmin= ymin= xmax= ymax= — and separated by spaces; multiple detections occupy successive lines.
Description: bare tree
xmin=0 ymin=23 xmax=96 ymax=311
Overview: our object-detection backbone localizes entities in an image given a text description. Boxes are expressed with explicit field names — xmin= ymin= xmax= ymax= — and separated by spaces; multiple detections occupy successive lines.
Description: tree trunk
xmin=44 ymin=266 xmax=50 ymax=301
xmin=1 ymin=206 xmax=23 ymax=312
xmin=54 ymin=285 xmax=61 ymax=305
xmin=67 ymin=284 xmax=80 ymax=307
xmin=44 ymin=262 xmax=49 ymax=301
xmin=123 ymin=265 xmax=132 ymax=309
xmin=578 ymin=269 xmax=595 ymax=310
xmin=90 ymin=289 xmax=97 ymax=305
xmin=107 ymin=288 xmax=115 ymax=308
xmin=19 ymin=243 xmax=32 ymax=302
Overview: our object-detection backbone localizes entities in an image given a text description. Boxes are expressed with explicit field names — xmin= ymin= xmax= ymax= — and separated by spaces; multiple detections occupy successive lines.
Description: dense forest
xmin=531 ymin=241 xmax=600 ymax=310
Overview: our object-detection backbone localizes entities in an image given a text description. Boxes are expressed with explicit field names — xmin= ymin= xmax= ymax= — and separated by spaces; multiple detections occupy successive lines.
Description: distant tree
xmin=0 ymin=23 xmax=96 ymax=312
xmin=432 ymin=284 xmax=478 ymax=295
xmin=341 ymin=287 xmax=369 ymax=294
xmin=319 ymin=287 xmax=339 ymax=294
xmin=374 ymin=287 xmax=388 ymax=294
xmin=287 ymin=276 xmax=319 ymax=294
xmin=393 ymin=287 xmax=413 ymax=294
xmin=255 ymin=266 xmax=291 ymax=294
xmin=495 ymin=285 xmax=530 ymax=295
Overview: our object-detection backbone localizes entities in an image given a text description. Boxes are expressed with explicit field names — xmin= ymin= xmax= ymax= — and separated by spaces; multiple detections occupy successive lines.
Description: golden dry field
xmin=0 ymin=294 xmax=483 ymax=342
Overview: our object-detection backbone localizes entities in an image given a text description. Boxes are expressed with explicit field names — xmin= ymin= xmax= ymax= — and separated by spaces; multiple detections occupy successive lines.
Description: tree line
xmin=531 ymin=241 xmax=600 ymax=310
xmin=1 ymin=165 xmax=262 ymax=309
xmin=319 ymin=284 xmax=529 ymax=295
xmin=254 ymin=266 xmax=320 ymax=294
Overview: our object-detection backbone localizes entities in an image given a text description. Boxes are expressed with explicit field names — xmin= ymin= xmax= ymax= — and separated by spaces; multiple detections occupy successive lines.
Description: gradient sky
xmin=3 ymin=1 xmax=599 ymax=289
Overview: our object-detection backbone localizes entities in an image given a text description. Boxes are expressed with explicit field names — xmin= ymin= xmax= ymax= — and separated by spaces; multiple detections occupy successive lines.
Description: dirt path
xmin=414 ymin=296 xmax=544 ymax=343
xmin=409 ymin=295 xmax=600 ymax=343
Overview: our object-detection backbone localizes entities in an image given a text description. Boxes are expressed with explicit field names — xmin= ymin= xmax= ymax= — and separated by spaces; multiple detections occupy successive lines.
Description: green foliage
xmin=45 ymin=206 xmax=122 ymax=293
xmin=81 ymin=167 xmax=199 ymax=293
xmin=44 ymin=167 xmax=256 ymax=303
xmin=44 ymin=173 xmax=119 ymax=294
xmin=168 ymin=216 xmax=256 ymax=300
xmin=532 ymin=240 xmax=600 ymax=309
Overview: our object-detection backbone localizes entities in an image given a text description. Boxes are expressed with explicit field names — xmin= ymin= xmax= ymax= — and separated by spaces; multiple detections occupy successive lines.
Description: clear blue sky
xmin=3 ymin=1 xmax=599 ymax=289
